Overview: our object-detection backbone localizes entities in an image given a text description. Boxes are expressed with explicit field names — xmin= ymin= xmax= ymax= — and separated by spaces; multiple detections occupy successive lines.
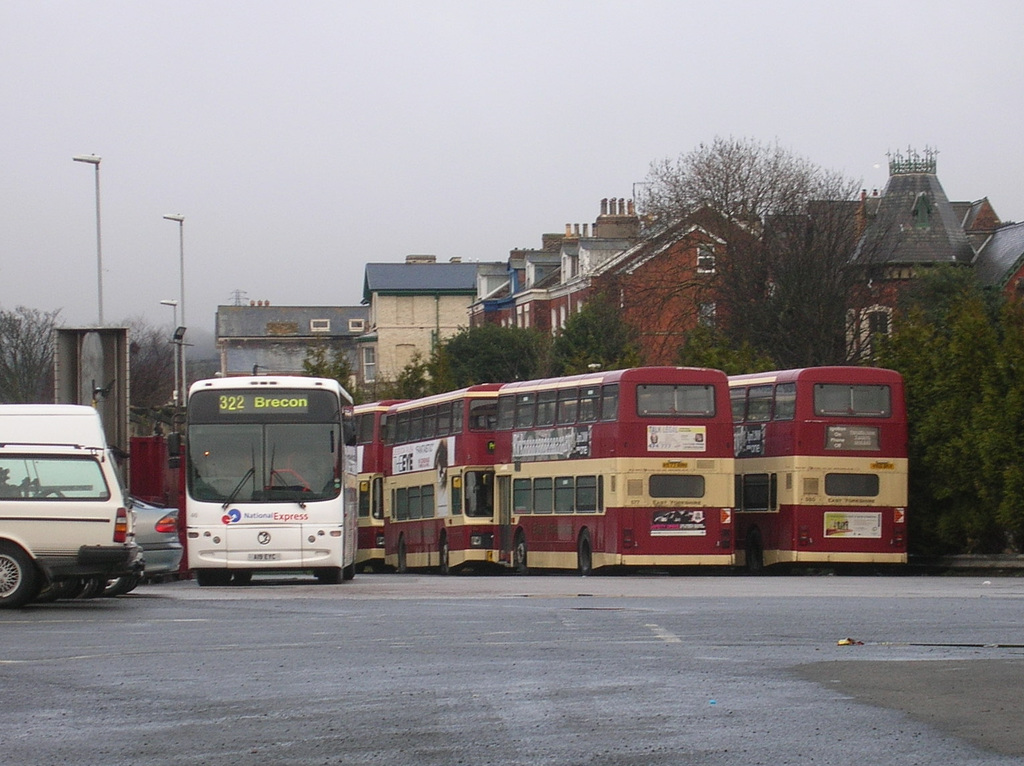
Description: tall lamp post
xmin=160 ymin=299 xmax=179 ymax=406
xmin=73 ymin=154 xmax=103 ymax=325
xmin=163 ymin=214 xmax=186 ymax=402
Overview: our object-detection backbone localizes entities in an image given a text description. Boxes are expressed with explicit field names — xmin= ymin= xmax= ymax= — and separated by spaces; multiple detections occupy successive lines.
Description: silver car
xmin=104 ymin=497 xmax=183 ymax=596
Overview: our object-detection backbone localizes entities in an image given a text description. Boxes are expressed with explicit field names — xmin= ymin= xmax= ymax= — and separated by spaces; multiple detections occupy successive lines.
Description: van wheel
xmin=577 ymin=530 xmax=593 ymax=577
xmin=0 ymin=543 xmax=40 ymax=608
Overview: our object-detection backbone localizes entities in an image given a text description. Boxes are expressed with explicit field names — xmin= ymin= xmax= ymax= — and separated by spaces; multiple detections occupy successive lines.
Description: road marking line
xmin=645 ymin=623 xmax=682 ymax=643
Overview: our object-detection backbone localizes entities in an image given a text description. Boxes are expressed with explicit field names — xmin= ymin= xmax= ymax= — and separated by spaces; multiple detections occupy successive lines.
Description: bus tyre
xmin=342 ymin=562 xmax=356 ymax=581
xmin=0 ymin=542 xmax=40 ymax=609
xmin=577 ymin=531 xmax=593 ymax=577
xmin=746 ymin=532 xmax=765 ymax=575
xmin=513 ymin=532 xmax=528 ymax=575
xmin=195 ymin=569 xmax=231 ymax=587
xmin=397 ymin=538 xmax=408 ymax=574
xmin=439 ymin=536 xmax=450 ymax=575
xmin=316 ymin=567 xmax=342 ymax=584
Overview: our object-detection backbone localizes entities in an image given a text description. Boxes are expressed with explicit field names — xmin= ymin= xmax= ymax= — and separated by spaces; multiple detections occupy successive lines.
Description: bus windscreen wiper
xmin=222 ymin=466 xmax=255 ymax=509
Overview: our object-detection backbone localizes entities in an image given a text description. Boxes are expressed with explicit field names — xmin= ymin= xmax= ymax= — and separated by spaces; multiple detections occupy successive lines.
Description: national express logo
xmin=222 ymin=508 xmax=242 ymax=525
xmin=220 ymin=509 xmax=310 ymax=524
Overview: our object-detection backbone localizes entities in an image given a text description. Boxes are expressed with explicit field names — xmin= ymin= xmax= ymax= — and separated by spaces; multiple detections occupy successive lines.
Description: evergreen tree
xmin=430 ymin=324 xmax=546 ymax=389
xmin=550 ymin=296 xmax=642 ymax=375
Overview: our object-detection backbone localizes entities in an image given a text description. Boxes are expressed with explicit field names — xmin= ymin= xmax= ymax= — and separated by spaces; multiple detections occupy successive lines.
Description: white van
xmin=0 ymin=404 xmax=141 ymax=608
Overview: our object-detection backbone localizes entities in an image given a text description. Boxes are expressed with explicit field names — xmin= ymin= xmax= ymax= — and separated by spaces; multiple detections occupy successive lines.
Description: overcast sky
xmin=3 ymin=1 xmax=1021 ymax=340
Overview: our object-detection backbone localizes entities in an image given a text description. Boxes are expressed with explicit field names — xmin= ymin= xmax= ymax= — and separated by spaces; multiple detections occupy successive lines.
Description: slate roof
xmin=854 ymin=170 xmax=975 ymax=266
xmin=362 ymin=262 xmax=488 ymax=303
xmin=217 ymin=305 xmax=368 ymax=338
xmin=974 ymin=221 xmax=1024 ymax=289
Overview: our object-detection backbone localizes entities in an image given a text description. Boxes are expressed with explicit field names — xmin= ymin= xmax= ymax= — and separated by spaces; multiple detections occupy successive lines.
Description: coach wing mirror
xmin=342 ymin=412 xmax=357 ymax=447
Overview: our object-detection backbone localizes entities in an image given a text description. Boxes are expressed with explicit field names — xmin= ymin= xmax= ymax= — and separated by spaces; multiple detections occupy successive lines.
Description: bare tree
xmin=0 ymin=306 xmax=60 ymax=403
xmin=125 ymin=317 xmax=176 ymax=409
xmin=638 ymin=137 xmax=866 ymax=367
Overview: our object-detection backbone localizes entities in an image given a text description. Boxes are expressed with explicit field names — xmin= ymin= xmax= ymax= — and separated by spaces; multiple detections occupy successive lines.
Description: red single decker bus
xmin=729 ymin=366 xmax=908 ymax=571
xmin=353 ymin=400 xmax=404 ymax=571
xmin=493 ymin=367 xmax=735 ymax=574
xmin=382 ymin=385 xmax=501 ymax=573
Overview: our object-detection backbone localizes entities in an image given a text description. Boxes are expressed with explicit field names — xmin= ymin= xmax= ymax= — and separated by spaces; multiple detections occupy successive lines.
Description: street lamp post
xmin=160 ymin=299 xmax=179 ymax=406
xmin=73 ymin=154 xmax=103 ymax=325
xmin=163 ymin=214 xmax=186 ymax=402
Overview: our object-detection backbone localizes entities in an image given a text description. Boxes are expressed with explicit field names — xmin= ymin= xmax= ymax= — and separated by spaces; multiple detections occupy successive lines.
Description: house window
xmin=362 ymin=346 xmax=376 ymax=383
xmin=310 ymin=319 xmax=331 ymax=333
xmin=698 ymin=302 xmax=717 ymax=328
xmin=697 ymin=245 xmax=716 ymax=274
xmin=348 ymin=318 xmax=365 ymax=332
xmin=868 ymin=311 xmax=889 ymax=336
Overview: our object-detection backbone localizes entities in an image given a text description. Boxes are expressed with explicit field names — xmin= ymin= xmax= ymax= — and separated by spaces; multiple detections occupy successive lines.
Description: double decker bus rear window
xmin=637 ymin=384 xmax=715 ymax=417
xmin=814 ymin=384 xmax=891 ymax=417
xmin=825 ymin=473 xmax=880 ymax=497
xmin=650 ymin=474 xmax=705 ymax=498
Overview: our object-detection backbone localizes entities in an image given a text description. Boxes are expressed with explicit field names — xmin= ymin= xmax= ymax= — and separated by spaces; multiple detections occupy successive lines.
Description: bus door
xmin=497 ymin=474 xmax=512 ymax=565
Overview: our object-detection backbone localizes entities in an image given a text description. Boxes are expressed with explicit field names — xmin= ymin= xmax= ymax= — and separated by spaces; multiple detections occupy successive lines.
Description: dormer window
xmin=310 ymin=319 xmax=331 ymax=333
xmin=348 ymin=318 xmax=365 ymax=332
xmin=912 ymin=192 xmax=932 ymax=229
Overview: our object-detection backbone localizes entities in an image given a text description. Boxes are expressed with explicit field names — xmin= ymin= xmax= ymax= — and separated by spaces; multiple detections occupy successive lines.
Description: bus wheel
xmin=439 ymin=535 xmax=451 ymax=575
xmin=397 ymin=538 xmax=408 ymax=574
xmin=195 ymin=569 xmax=231 ymax=587
xmin=342 ymin=562 xmax=356 ymax=581
xmin=577 ymin=531 xmax=593 ymax=577
xmin=316 ymin=567 xmax=342 ymax=584
xmin=513 ymin=532 xmax=528 ymax=575
xmin=746 ymin=532 xmax=765 ymax=575
xmin=0 ymin=542 xmax=40 ymax=609
xmin=231 ymin=570 xmax=253 ymax=586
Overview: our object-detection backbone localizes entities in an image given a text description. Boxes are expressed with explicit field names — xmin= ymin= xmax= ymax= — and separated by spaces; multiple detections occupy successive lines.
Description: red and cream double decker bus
xmin=493 ymin=367 xmax=735 ymax=574
xmin=729 ymin=366 xmax=908 ymax=571
xmin=353 ymin=400 xmax=404 ymax=571
xmin=382 ymin=385 xmax=501 ymax=573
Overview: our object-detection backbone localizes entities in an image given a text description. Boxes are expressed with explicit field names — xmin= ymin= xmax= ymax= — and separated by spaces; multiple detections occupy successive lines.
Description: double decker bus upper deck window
xmin=745 ymin=385 xmax=773 ymax=422
xmin=536 ymin=391 xmax=557 ymax=427
xmin=600 ymin=385 xmax=619 ymax=421
xmin=437 ymin=403 xmax=453 ymax=436
xmin=556 ymin=388 xmax=578 ymax=424
xmin=356 ymin=413 xmax=375 ymax=445
xmin=636 ymin=384 xmax=716 ymax=417
xmin=730 ymin=387 xmax=746 ymax=423
xmin=514 ymin=393 xmax=536 ymax=428
xmin=497 ymin=396 xmax=515 ymax=430
xmin=469 ymin=399 xmax=497 ymax=431
xmin=578 ymin=386 xmax=599 ymax=423
xmin=774 ymin=383 xmax=796 ymax=421
xmin=814 ymin=384 xmax=891 ymax=417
